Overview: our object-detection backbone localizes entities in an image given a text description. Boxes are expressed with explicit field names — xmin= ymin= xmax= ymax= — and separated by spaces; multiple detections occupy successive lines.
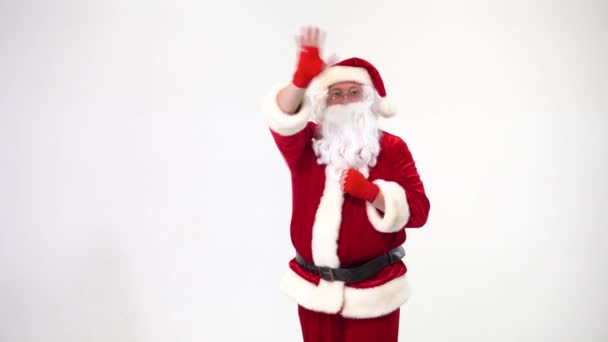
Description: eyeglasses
xmin=326 ymin=88 xmax=365 ymax=104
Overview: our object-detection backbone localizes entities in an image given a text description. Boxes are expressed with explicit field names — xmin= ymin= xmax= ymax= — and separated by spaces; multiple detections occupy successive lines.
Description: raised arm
xmin=263 ymin=27 xmax=331 ymax=171
xmin=277 ymin=27 xmax=326 ymax=114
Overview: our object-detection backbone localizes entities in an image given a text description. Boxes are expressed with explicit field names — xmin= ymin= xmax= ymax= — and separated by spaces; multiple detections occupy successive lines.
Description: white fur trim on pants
xmin=365 ymin=180 xmax=410 ymax=233
xmin=262 ymin=82 xmax=311 ymax=136
xmin=279 ymin=268 xmax=411 ymax=318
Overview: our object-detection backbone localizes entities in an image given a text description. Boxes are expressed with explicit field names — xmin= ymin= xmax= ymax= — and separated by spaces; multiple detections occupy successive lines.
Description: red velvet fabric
xmin=298 ymin=305 xmax=400 ymax=342
xmin=270 ymin=121 xmax=429 ymax=286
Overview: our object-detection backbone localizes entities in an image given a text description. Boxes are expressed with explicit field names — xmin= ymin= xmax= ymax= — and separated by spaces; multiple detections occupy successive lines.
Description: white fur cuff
xmin=262 ymin=82 xmax=311 ymax=136
xmin=365 ymin=180 xmax=410 ymax=233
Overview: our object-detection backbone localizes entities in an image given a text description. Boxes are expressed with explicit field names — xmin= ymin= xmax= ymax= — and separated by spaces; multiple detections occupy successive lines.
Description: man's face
xmin=314 ymin=81 xmax=381 ymax=170
xmin=326 ymin=81 xmax=365 ymax=106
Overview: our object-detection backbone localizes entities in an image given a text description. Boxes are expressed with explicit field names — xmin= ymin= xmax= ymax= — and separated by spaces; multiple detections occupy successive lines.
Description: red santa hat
xmin=312 ymin=57 xmax=397 ymax=117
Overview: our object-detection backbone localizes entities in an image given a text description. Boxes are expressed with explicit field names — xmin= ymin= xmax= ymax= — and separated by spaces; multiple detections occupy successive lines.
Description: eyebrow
xmin=329 ymin=87 xmax=362 ymax=92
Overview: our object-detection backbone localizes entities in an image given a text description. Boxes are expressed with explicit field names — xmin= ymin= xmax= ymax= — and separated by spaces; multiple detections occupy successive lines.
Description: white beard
xmin=312 ymin=101 xmax=381 ymax=175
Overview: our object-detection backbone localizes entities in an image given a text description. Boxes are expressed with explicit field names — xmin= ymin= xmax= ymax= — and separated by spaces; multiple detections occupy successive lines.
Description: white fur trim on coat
xmin=279 ymin=267 xmax=345 ymax=314
xmin=262 ymin=82 xmax=311 ymax=136
xmin=342 ymin=274 xmax=411 ymax=318
xmin=279 ymin=268 xmax=411 ymax=318
xmin=365 ymin=180 xmax=410 ymax=233
xmin=311 ymin=165 xmax=344 ymax=268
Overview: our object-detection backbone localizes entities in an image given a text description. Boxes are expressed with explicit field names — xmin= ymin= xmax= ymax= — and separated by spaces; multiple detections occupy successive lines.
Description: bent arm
xmin=365 ymin=138 xmax=430 ymax=233
xmin=277 ymin=83 xmax=307 ymax=114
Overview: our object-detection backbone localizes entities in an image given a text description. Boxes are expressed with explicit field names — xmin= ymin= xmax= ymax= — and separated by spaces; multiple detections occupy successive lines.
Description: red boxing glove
xmin=343 ymin=169 xmax=380 ymax=203
xmin=292 ymin=46 xmax=324 ymax=88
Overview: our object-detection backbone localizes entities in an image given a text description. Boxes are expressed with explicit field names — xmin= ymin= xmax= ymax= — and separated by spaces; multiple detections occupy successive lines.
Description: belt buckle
xmin=317 ymin=266 xmax=335 ymax=282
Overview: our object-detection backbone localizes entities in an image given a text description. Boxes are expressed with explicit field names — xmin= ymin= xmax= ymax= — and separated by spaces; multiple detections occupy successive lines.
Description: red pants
xmin=298 ymin=305 xmax=400 ymax=342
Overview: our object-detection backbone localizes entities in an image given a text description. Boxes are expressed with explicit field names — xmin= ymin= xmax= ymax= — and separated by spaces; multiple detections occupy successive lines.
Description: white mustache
xmin=312 ymin=101 xmax=380 ymax=172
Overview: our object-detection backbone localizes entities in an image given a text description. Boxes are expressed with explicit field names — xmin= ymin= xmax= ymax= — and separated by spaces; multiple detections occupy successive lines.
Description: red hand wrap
xmin=292 ymin=46 xmax=324 ymax=88
xmin=343 ymin=169 xmax=380 ymax=203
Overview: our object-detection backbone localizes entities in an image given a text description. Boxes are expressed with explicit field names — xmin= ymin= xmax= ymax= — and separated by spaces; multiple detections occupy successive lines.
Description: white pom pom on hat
xmin=312 ymin=57 xmax=397 ymax=118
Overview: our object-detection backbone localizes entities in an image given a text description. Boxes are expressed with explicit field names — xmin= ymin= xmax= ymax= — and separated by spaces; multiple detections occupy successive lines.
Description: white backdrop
xmin=1 ymin=0 xmax=607 ymax=341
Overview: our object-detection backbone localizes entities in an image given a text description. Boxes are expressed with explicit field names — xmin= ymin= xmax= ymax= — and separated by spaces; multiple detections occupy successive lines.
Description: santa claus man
xmin=262 ymin=26 xmax=430 ymax=342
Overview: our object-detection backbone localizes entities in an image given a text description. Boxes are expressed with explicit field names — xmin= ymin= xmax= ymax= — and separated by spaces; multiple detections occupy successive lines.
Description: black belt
xmin=295 ymin=246 xmax=405 ymax=283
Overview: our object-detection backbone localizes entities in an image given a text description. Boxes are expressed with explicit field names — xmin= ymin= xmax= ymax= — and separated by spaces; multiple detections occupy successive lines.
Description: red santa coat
xmin=264 ymin=84 xmax=430 ymax=319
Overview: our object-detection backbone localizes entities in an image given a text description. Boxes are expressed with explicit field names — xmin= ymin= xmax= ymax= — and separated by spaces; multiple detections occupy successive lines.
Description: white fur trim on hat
xmin=365 ymin=180 xmax=410 ymax=233
xmin=262 ymin=82 xmax=311 ymax=136
xmin=312 ymin=66 xmax=373 ymax=92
